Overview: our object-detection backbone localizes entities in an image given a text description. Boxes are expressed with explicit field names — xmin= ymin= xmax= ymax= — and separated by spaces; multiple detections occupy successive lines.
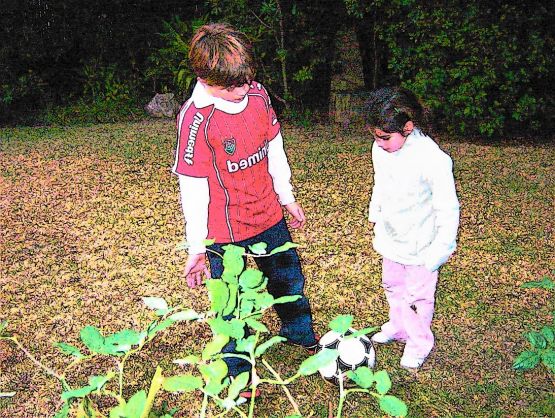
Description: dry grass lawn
xmin=0 ymin=120 xmax=553 ymax=417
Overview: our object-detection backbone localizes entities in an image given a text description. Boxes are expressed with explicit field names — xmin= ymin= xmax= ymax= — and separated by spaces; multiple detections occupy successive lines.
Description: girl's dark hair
xmin=361 ymin=87 xmax=429 ymax=133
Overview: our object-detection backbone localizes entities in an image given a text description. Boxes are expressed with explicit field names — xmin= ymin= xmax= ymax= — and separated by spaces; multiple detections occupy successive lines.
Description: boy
xmin=172 ymin=23 xmax=318 ymax=378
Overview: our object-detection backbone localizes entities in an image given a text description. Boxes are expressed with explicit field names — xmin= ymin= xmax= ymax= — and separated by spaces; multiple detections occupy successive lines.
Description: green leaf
xmin=254 ymin=292 xmax=275 ymax=309
xmin=245 ymin=318 xmax=268 ymax=333
xmin=163 ymin=375 xmax=203 ymax=392
xmin=273 ymin=295 xmax=301 ymax=305
xmin=199 ymin=359 xmax=228 ymax=384
xmin=513 ymin=350 xmax=541 ymax=370
xmin=206 ymin=279 xmax=230 ymax=313
xmin=248 ymin=242 xmax=267 ymax=255
xmin=526 ymin=331 xmax=547 ymax=349
xmin=269 ymin=242 xmax=299 ymax=255
xmin=55 ymin=342 xmax=85 ymax=359
xmin=255 ymin=336 xmax=286 ymax=357
xmin=347 ymin=327 xmax=380 ymax=340
xmin=222 ymin=244 xmax=245 ymax=277
xmin=374 ymin=370 xmax=392 ymax=395
xmin=239 ymin=299 xmax=255 ymax=317
xmin=89 ymin=373 xmax=114 ymax=392
xmin=379 ymin=395 xmax=408 ymax=417
xmin=105 ymin=329 xmax=142 ymax=347
xmin=347 ymin=367 xmax=374 ymax=389
xmin=168 ymin=309 xmax=201 ymax=322
xmin=61 ymin=385 xmax=96 ymax=401
xmin=521 ymin=277 xmax=555 ymax=290
xmin=298 ymin=348 xmax=339 ymax=376
xmin=53 ymin=402 xmax=70 ymax=418
xmin=239 ymin=269 xmax=264 ymax=290
xmin=80 ymin=326 xmax=104 ymax=353
xmin=540 ymin=326 xmax=555 ymax=345
xmin=236 ymin=335 xmax=257 ymax=354
xmin=202 ymin=334 xmax=230 ymax=360
xmin=142 ymin=296 xmax=169 ymax=312
xmin=207 ymin=317 xmax=246 ymax=340
xmin=125 ymin=390 xmax=147 ymax=417
xmin=222 ymin=283 xmax=239 ymax=316
xmin=541 ymin=349 xmax=555 ymax=371
xmin=226 ymin=371 xmax=250 ymax=400
xmin=204 ymin=381 xmax=226 ymax=397
xmin=147 ymin=318 xmax=175 ymax=339
xmin=329 ymin=315 xmax=353 ymax=334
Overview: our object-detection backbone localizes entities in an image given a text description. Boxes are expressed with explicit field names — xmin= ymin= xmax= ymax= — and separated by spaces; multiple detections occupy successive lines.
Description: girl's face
xmin=368 ymin=121 xmax=414 ymax=153
xmin=370 ymin=128 xmax=407 ymax=153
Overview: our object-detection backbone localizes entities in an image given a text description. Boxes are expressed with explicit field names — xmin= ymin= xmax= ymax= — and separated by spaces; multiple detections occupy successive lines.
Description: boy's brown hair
xmin=189 ymin=23 xmax=255 ymax=88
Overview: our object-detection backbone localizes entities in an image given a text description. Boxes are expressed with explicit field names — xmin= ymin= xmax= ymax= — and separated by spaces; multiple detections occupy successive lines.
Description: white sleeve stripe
xmin=178 ymin=175 xmax=209 ymax=254
xmin=172 ymin=99 xmax=193 ymax=174
xmin=268 ymin=132 xmax=295 ymax=205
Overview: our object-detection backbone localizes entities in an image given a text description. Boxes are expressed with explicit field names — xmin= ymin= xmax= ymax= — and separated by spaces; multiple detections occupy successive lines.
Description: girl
xmin=362 ymin=87 xmax=459 ymax=369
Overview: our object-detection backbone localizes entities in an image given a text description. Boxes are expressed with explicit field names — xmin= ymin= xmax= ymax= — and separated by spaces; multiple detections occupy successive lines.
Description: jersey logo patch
xmin=223 ymin=137 xmax=236 ymax=155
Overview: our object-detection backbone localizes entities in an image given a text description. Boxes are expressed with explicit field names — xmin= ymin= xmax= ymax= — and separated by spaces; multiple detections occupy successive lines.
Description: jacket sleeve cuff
xmin=187 ymin=242 xmax=207 ymax=255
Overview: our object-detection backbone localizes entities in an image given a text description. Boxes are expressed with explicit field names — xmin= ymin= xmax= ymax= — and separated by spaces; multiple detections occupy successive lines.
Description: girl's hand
xmin=285 ymin=202 xmax=306 ymax=229
xmin=184 ymin=253 xmax=211 ymax=288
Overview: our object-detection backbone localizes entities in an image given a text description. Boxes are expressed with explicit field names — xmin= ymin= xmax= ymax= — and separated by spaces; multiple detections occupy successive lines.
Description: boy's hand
xmin=185 ymin=253 xmax=211 ymax=288
xmin=285 ymin=202 xmax=306 ymax=229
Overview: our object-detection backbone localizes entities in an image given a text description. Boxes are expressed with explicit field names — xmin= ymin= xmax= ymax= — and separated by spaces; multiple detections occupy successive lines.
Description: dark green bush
xmin=349 ymin=0 xmax=554 ymax=136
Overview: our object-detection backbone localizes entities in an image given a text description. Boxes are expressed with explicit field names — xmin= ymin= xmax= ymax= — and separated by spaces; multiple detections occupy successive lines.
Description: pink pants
xmin=381 ymin=258 xmax=438 ymax=358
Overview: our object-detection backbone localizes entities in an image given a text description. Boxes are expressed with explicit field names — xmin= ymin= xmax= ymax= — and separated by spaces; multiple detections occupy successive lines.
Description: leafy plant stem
xmin=63 ymin=355 xmax=94 ymax=376
xmin=261 ymin=358 xmax=301 ymax=416
xmin=118 ymin=360 xmax=125 ymax=397
xmin=139 ymin=366 xmax=164 ymax=418
xmin=199 ymin=389 xmax=248 ymax=418
xmin=3 ymin=336 xmax=67 ymax=386
xmin=200 ymin=392 xmax=209 ymax=418
xmin=220 ymin=353 xmax=253 ymax=364
xmin=336 ymin=372 xmax=346 ymax=418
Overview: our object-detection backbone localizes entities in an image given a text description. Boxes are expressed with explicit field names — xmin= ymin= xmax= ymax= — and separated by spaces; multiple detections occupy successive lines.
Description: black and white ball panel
xmin=316 ymin=328 xmax=376 ymax=385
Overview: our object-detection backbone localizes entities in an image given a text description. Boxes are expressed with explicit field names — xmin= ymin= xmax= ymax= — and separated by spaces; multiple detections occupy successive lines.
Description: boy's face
xmin=202 ymin=79 xmax=251 ymax=103
xmin=370 ymin=128 xmax=407 ymax=153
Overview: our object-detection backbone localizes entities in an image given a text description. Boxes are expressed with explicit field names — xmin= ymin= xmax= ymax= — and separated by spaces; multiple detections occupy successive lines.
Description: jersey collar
xmin=191 ymin=81 xmax=249 ymax=114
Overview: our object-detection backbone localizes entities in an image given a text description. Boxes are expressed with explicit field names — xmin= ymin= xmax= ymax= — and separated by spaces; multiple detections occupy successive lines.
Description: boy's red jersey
xmin=173 ymin=82 xmax=283 ymax=243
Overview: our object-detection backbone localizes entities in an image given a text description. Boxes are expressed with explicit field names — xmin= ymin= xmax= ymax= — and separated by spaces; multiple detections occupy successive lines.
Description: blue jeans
xmin=206 ymin=218 xmax=317 ymax=376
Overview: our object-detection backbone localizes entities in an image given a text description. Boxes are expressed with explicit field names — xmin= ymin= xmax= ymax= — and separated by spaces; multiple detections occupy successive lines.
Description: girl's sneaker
xmin=400 ymin=353 xmax=426 ymax=370
xmin=370 ymin=331 xmax=395 ymax=344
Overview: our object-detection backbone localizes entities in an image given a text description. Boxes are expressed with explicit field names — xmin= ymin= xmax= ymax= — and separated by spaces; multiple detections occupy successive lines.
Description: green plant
xmin=513 ymin=276 xmax=555 ymax=374
xmin=0 ymin=242 xmax=408 ymax=417
xmin=146 ymin=16 xmax=206 ymax=96
xmin=169 ymin=241 xmax=407 ymax=417
xmin=0 ymin=302 xmax=202 ymax=417
xmin=345 ymin=0 xmax=554 ymax=136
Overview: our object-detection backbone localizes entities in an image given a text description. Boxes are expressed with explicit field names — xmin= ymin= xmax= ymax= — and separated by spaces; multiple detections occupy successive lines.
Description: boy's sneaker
xmin=238 ymin=385 xmax=261 ymax=400
xmin=371 ymin=331 xmax=395 ymax=344
xmin=400 ymin=353 xmax=426 ymax=370
xmin=285 ymin=334 xmax=320 ymax=355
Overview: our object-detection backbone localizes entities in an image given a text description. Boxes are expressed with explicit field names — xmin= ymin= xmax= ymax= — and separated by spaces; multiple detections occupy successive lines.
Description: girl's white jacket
xmin=369 ymin=129 xmax=460 ymax=271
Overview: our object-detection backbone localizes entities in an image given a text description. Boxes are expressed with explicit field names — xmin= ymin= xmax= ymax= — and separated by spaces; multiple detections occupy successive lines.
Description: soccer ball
xmin=316 ymin=328 xmax=376 ymax=385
